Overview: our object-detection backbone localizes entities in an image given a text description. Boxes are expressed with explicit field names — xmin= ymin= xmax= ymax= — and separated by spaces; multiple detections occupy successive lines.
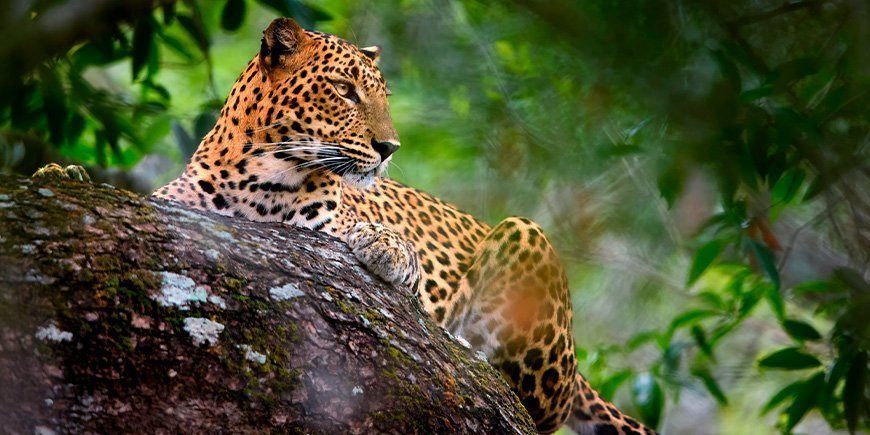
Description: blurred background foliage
xmin=1 ymin=0 xmax=868 ymax=433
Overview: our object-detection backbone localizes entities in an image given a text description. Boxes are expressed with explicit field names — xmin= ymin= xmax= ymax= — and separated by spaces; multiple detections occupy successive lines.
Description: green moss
xmin=364 ymin=308 xmax=386 ymax=326
xmin=334 ymin=298 xmax=352 ymax=314
xmin=224 ymin=276 xmax=248 ymax=291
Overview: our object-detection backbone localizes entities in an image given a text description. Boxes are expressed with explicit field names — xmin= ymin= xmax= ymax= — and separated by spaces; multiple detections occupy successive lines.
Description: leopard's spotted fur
xmin=151 ymin=18 xmax=657 ymax=435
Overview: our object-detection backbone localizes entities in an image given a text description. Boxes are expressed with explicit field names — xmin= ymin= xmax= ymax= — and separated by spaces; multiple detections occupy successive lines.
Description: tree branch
xmin=0 ymin=174 xmax=535 ymax=434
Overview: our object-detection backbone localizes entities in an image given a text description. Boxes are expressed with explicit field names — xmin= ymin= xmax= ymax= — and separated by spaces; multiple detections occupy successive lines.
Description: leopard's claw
xmin=32 ymin=163 xmax=91 ymax=182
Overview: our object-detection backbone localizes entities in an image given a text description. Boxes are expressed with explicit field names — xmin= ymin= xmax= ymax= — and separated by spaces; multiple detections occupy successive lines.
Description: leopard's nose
xmin=372 ymin=139 xmax=400 ymax=161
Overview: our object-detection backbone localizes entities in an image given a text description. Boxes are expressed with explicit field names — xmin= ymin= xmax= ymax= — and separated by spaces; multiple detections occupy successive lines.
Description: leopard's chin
xmin=342 ymin=170 xmax=377 ymax=189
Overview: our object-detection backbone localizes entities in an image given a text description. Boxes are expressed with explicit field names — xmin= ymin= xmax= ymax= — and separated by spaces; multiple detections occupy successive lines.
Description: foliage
xmin=0 ymin=0 xmax=868 ymax=433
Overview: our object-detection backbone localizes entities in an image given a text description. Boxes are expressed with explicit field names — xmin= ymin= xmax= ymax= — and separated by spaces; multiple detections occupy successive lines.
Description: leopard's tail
xmin=565 ymin=373 xmax=658 ymax=435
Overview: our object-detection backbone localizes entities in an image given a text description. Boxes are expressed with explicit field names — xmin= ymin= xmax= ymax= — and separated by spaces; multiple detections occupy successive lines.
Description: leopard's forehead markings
xmin=301 ymin=30 xmax=387 ymax=88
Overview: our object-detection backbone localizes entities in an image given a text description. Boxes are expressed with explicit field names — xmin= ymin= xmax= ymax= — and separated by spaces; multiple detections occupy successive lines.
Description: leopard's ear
xmin=259 ymin=18 xmax=308 ymax=75
xmin=359 ymin=45 xmax=381 ymax=64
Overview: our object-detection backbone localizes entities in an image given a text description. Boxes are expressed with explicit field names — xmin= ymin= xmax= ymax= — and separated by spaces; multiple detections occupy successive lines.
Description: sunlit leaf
xmin=759 ymin=347 xmax=821 ymax=370
xmin=669 ymin=309 xmax=718 ymax=332
xmin=687 ymin=239 xmax=723 ymax=286
xmin=772 ymin=168 xmax=805 ymax=204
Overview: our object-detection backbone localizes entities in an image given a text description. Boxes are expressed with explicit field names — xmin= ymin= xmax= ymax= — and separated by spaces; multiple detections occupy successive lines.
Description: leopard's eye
xmin=333 ymin=82 xmax=353 ymax=98
xmin=332 ymin=81 xmax=360 ymax=104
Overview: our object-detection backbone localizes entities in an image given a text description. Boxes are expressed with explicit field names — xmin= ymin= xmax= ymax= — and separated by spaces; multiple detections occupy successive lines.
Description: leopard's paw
xmin=32 ymin=163 xmax=91 ymax=182
xmin=346 ymin=222 xmax=420 ymax=290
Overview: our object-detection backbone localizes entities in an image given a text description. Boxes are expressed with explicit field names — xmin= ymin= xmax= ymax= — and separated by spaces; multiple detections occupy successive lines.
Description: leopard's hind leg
xmin=447 ymin=216 xmax=656 ymax=434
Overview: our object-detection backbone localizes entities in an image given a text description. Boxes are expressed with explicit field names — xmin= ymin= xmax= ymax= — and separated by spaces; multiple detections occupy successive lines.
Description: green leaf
xmin=161 ymin=2 xmax=176 ymax=25
xmin=843 ymin=352 xmax=867 ymax=434
xmin=834 ymin=267 xmax=870 ymax=293
xmin=693 ymin=368 xmax=728 ymax=405
xmin=38 ymin=66 xmax=67 ymax=145
xmin=194 ymin=112 xmax=217 ymax=140
xmin=762 ymin=380 xmax=804 ymax=415
xmin=669 ymin=309 xmax=718 ymax=333
xmin=785 ymin=371 xmax=825 ymax=431
xmin=158 ymin=31 xmax=195 ymax=61
xmin=772 ymin=57 xmax=820 ymax=87
xmin=764 ymin=284 xmax=785 ymax=321
xmin=221 ymin=0 xmax=246 ymax=31
xmin=687 ymin=240 xmax=724 ymax=286
xmin=691 ymin=325 xmax=713 ymax=357
xmin=759 ymin=347 xmax=821 ymax=370
xmin=782 ymin=319 xmax=822 ymax=342
xmin=131 ymin=16 xmax=154 ymax=80
xmin=802 ymin=174 xmax=828 ymax=201
xmin=177 ymin=14 xmax=210 ymax=55
xmin=657 ymin=159 xmax=684 ymax=208
xmin=626 ymin=331 xmax=657 ymax=350
xmin=750 ymin=240 xmax=780 ymax=289
xmin=598 ymin=370 xmax=632 ymax=400
xmin=772 ymin=168 xmax=805 ymax=204
xmin=630 ymin=373 xmax=664 ymax=429
xmin=739 ymin=84 xmax=774 ymax=102
xmin=171 ymin=123 xmax=196 ymax=160
xmin=792 ymin=280 xmax=841 ymax=294
xmin=256 ymin=0 xmax=332 ymax=28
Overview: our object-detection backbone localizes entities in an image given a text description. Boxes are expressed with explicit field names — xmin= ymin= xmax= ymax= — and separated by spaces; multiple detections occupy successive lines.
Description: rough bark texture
xmin=0 ymin=174 xmax=535 ymax=434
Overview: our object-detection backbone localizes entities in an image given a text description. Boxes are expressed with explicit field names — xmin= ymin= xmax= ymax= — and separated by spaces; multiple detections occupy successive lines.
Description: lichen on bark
xmin=0 ymin=174 xmax=535 ymax=434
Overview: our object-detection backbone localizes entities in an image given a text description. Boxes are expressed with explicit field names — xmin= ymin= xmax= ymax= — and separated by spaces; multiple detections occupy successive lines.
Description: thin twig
xmin=726 ymin=0 xmax=834 ymax=28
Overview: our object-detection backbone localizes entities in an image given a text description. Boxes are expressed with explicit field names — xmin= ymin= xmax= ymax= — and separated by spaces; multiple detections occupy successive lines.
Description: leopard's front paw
xmin=346 ymin=222 xmax=420 ymax=290
xmin=32 ymin=163 xmax=91 ymax=182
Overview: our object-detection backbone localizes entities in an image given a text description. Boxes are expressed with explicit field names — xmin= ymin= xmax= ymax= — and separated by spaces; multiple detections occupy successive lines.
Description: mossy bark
xmin=0 ymin=174 xmax=535 ymax=434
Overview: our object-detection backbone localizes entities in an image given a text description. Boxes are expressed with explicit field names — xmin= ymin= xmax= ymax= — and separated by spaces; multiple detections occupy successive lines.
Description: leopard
xmin=35 ymin=18 xmax=657 ymax=435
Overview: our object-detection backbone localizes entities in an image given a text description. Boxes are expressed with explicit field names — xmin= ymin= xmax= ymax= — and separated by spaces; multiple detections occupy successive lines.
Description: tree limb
xmin=0 ymin=174 xmax=535 ymax=434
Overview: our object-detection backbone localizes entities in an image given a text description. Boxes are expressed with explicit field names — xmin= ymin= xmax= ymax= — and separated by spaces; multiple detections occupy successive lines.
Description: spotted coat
xmin=152 ymin=18 xmax=657 ymax=435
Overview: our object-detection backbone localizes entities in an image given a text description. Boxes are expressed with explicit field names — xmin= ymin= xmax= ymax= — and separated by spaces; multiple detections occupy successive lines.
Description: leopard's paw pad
xmin=346 ymin=222 xmax=420 ymax=289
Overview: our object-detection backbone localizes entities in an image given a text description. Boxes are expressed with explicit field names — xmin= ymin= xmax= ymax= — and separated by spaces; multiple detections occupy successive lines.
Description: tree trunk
xmin=0 ymin=174 xmax=535 ymax=434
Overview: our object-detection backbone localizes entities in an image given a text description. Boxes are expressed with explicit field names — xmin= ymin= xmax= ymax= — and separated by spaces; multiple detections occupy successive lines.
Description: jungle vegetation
xmin=0 ymin=0 xmax=867 ymax=433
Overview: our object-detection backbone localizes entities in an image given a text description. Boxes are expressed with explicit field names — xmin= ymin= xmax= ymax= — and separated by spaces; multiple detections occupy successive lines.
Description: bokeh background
xmin=1 ymin=0 xmax=868 ymax=433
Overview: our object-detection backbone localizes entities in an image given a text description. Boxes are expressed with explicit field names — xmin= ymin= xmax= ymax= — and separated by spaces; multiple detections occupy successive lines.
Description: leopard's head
xmin=236 ymin=18 xmax=399 ymax=188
